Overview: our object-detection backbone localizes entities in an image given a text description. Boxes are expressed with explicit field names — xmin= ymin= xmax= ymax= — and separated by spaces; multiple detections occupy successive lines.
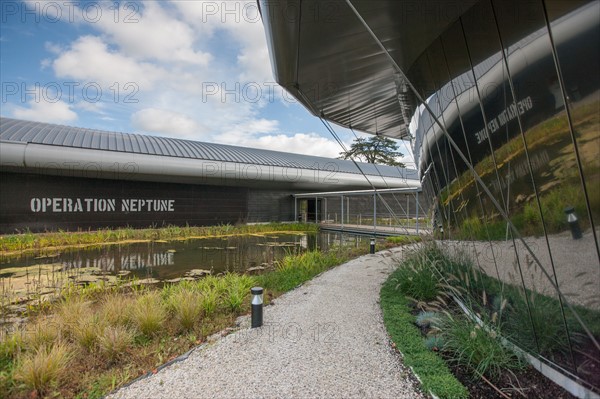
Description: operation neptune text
xmin=30 ymin=198 xmax=175 ymax=213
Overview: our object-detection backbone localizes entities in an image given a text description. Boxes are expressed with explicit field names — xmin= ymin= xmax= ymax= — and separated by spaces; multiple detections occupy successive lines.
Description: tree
xmin=338 ymin=135 xmax=405 ymax=167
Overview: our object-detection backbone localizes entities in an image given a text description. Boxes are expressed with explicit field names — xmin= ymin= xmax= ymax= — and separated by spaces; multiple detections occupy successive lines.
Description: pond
xmin=0 ymin=231 xmax=368 ymax=322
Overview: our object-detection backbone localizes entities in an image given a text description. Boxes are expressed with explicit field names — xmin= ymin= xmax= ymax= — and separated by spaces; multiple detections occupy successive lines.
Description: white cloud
xmin=93 ymin=2 xmax=212 ymax=66
xmin=131 ymin=108 xmax=205 ymax=137
xmin=27 ymin=0 xmax=348 ymax=160
xmin=52 ymin=35 xmax=166 ymax=89
xmin=218 ymin=117 xmax=346 ymax=157
xmin=231 ymin=133 xmax=346 ymax=158
xmin=12 ymin=96 xmax=77 ymax=124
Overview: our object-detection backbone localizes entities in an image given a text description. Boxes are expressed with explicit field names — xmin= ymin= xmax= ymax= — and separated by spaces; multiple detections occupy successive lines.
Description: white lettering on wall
xmin=29 ymin=198 xmax=175 ymax=213
xmin=474 ymin=96 xmax=534 ymax=145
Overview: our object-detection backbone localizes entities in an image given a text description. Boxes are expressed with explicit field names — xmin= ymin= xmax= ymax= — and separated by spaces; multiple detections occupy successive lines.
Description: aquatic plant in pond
xmin=0 ymin=223 xmax=319 ymax=253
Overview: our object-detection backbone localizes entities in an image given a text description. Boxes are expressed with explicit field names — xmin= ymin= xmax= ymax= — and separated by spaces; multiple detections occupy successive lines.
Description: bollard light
xmin=251 ymin=287 xmax=263 ymax=328
xmin=564 ymin=206 xmax=582 ymax=239
xmin=370 ymin=238 xmax=375 ymax=254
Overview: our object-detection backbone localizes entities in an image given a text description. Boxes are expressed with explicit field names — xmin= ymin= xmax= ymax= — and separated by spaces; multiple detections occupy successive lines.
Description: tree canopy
xmin=339 ymin=135 xmax=405 ymax=167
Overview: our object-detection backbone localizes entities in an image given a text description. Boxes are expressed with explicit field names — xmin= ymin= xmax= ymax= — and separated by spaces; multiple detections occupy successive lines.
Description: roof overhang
xmin=259 ymin=0 xmax=479 ymax=140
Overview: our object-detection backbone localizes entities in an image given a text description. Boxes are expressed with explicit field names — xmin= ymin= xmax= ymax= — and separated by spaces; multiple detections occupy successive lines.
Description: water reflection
xmin=1 ymin=232 xmax=366 ymax=280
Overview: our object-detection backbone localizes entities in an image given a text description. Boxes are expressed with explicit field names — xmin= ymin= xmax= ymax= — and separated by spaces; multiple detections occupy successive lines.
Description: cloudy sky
xmin=1 ymin=0 xmax=414 ymax=166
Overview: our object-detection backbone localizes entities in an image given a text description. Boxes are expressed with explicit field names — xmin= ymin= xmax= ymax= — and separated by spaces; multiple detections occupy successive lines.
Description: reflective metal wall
xmin=410 ymin=0 xmax=599 ymax=392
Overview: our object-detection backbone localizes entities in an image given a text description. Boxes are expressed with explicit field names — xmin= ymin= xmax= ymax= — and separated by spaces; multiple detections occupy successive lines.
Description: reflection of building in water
xmin=260 ymin=0 xmax=599 ymax=395
xmin=62 ymin=252 xmax=175 ymax=272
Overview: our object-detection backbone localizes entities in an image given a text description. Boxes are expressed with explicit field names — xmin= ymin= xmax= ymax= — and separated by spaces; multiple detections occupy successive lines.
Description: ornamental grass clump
xmin=72 ymin=314 xmax=104 ymax=352
xmin=14 ymin=342 xmax=72 ymax=395
xmin=129 ymin=291 xmax=167 ymax=337
xmin=23 ymin=318 xmax=61 ymax=351
xmin=393 ymin=255 xmax=440 ymax=302
xmin=55 ymin=297 xmax=91 ymax=336
xmin=99 ymin=293 xmax=133 ymax=327
xmin=439 ymin=313 xmax=524 ymax=380
xmin=168 ymin=288 xmax=203 ymax=332
xmin=97 ymin=325 xmax=134 ymax=363
xmin=200 ymin=286 xmax=219 ymax=316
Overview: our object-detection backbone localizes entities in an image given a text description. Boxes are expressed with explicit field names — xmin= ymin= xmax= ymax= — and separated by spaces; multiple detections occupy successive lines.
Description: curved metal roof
xmin=258 ymin=0 xmax=479 ymax=140
xmin=0 ymin=117 xmax=418 ymax=181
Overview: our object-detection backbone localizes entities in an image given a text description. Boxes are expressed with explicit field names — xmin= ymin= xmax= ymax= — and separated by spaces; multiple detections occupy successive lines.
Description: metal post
xmin=294 ymin=197 xmax=297 ymax=222
xmin=251 ymin=287 xmax=263 ymax=328
xmin=324 ymin=198 xmax=328 ymax=223
xmin=565 ymin=206 xmax=582 ymax=239
xmin=315 ymin=196 xmax=318 ymax=223
xmin=406 ymin=196 xmax=409 ymax=227
xmin=373 ymin=193 xmax=377 ymax=233
xmin=341 ymin=195 xmax=344 ymax=229
xmin=416 ymin=191 xmax=419 ymax=235
xmin=346 ymin=197 xmax=350 ymax=225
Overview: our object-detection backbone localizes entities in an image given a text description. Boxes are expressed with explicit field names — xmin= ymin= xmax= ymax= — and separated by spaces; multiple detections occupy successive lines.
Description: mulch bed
xmin=447 ymin=359 xmax=576 ymax=398
xmin=410 ymin=304 xmax=579 ymax=398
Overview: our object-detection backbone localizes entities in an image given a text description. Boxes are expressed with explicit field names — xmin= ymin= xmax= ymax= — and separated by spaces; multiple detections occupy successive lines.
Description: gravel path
xmin=107 ymin=248 xmax=425 ymax=399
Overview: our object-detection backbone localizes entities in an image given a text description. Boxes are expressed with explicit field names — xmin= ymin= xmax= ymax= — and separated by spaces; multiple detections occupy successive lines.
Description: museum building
xmin=0 ymin=117 xmax=419 ymax=233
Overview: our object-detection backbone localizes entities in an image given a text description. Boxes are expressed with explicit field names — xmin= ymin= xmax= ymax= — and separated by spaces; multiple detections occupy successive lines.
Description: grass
xmin=383 ymin=242 xmax=600 ymax=396
xmin=386 ymin=235 xmax=422 ymax=245
xmin=257 ymin=250 xmax=347 ymax=293
xmin=0 ymin=243 xmax=362 ymax=399
xmin=167 ymin=289 xmax=203 ymax=332
xmin=97 ymin=326 xmax=134 ymax=363
xmin=392 ymin=251 xmax=441 ymax=302
xmin=13 ymin=343 xmax=72 ymax=396
xmin=0 ymin=223 xmax=319 ymax=254
xmin=380 ymin=268 xmax=468 ymax=399
xmin=438 ymin=313 xmax=524 ymax=380
xmin=129 ymin=291 xmax=167 ymax=337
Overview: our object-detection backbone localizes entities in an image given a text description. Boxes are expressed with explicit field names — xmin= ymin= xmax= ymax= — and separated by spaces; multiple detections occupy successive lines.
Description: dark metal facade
xmin=261 ymin=0 xmax=600 ymax=394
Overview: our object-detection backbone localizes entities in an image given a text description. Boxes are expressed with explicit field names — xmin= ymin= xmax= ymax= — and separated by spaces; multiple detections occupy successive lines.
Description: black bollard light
xmin=564 ymin=206 xmax=582 ymax=239
xmin=370 ymin=238 xmax=375 ymax=254
xmin=251 ymin=287 xmax=263 ymax=328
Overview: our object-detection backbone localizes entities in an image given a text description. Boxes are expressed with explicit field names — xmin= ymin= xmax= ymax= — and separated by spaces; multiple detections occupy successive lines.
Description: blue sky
xmin=1 ymin=0 xmax=414 ymax=166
